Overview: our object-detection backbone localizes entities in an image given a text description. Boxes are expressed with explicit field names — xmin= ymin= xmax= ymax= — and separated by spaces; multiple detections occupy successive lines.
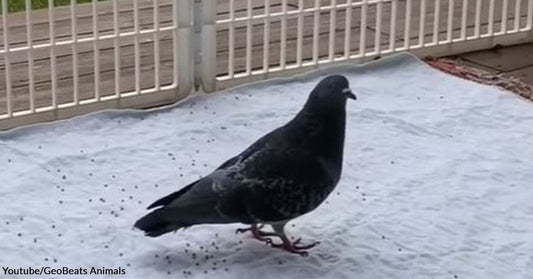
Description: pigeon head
xmin=304 ymin=75 xmax=356 ymax=112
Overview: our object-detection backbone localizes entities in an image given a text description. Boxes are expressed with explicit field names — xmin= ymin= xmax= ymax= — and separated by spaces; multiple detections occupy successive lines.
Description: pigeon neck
xmin=289 ymin=107 xmax=346 ymax=173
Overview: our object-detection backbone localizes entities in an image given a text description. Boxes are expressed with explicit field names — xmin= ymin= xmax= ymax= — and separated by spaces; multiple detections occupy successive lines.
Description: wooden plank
xmin=503 ymin=64 xmax=533 ymax=85
xmin=461 ymin=43 xmax=533 ymax=72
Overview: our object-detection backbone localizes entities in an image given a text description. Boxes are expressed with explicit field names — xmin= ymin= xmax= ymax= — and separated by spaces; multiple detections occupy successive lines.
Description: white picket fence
xmin=1 ymin=0 xmax=532 ymax=130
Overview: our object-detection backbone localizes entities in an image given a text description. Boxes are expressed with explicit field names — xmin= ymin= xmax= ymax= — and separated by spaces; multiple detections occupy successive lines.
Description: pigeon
xmin=134 ymin=74 xmax=356 ymax=256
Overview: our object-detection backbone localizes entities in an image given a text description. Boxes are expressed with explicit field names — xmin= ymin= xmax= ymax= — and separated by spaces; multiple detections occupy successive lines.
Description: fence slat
xmin=263 ymin=0 xmax=271 ymax=73
xmin=488 ymin=0 xmax=495 ymax=35
xmin=25 ymin=0 xmax=35 ymax=112
xmin=154 ymin=0 xmax=160 ymax=91
xmin=419 ymin=0 xmax=426 ymax=46
xmin=474 ymin=0 xmax=482 ymax=38
xmin=177 ymin=0 xmax=192 ymax=95
xmin=228 ymin=0 xmax=235 ymax=78
xmin=433 ymin=0 xmax=440 ymax=44
xmin=513 ymin=0 xmax=521 ymax=31
xmin=200 ymin=0 xmax=216 ymax=92
xmin=280 ymin=0 xmax=287 ymax=69
xmin=461 ymin=0 xmax=468 ymax=40
xmin=526 ymin=0 xmax=533 ymax=30
xmin=296 ymin=0 xmax=303 ymax=66
xmin=134 ymin=0 xmax=140 ymax=94
xmin=49 ymin=0 xmax=57 ymax=109
xmin=528 ymin=0 xmax=533 ymax=29
xmin=71 ymin=0 xmax=79 ymax=105
xmin=2 ymin=0 xmax=13 ymax=117
xmin=328 ymin=0 xmax=337 ymax=61
xmin=404 ymin=0 xmax=412 ymax=49
xmin=375 ymin=0 xmax=383 ymax=54
xmin=500 ymin=0 xmax=509 ymax=33
xmin=502 ymin=0 xmax=509 ymax=33
xmin=344 ymin=0 xmax=352 ymax=59
xmin=173 ymin=0 xmax=178 ymax=88
xmin=389 ymin=0 xmax=397 ymax=51
xmin=360 ymin=0 xmax=367 ymax=55
xmin=113 ymin=0 xmax=120 ymax=98
xmin=246 ymin=0 xmax=252 ymax=74
xmin=447 ymin=0 xmax=454 ymax=42
xmin=93 ymin=0 xmax=100 ymax=100
xmin=312 ymin=0 xmax=320 ymax=64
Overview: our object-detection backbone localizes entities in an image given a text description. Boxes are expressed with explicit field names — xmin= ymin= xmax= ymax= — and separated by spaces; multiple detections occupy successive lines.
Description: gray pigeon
xmin=134 ymin=75 xmax=356 ymax=256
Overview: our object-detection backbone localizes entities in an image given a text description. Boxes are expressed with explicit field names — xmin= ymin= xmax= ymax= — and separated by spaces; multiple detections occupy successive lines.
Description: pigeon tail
xmin=134 ymin=208 xmax=188 ymax=237
xmin=146 ymin=179 xmax=198 ymax=209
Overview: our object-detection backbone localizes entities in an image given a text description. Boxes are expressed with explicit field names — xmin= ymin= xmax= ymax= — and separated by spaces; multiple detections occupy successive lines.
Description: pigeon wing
xmin=156 ymin=170 xmax=254 ymax=224
xmin=218 ymin=140 xmax=337 ymax=223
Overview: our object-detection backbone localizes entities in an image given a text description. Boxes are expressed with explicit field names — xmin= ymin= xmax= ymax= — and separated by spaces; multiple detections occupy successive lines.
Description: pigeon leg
xmin=235 ymin=223 xmax=263 ymax=234
xmin=267 ymin=222 xmax=320 ymax=256
xmin=235 ymin=224 xmax=281 ymax=243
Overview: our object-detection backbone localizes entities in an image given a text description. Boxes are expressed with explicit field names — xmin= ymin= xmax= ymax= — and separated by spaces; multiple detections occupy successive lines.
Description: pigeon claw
xmin=235 ymin=227 xmax=251 ymax=234
xmin=266 ymin=237 xmax=320 ymax=257
xmin=237 ymin=224 xmax=320 ymax=256
xmin=235 ymin=224 xmax=265 ymax=234
xmin=236 ymin=224 xmax=280 ymax=243
xmin=292 ymin=238 xmax=321 ymax=250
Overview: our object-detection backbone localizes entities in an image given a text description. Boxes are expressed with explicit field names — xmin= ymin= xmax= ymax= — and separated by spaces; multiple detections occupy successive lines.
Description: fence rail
xmin=1 ymin=0 xmax=533 ymax=130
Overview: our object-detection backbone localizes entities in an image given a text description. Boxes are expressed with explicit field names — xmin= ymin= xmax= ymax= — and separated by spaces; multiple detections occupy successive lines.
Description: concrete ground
xmin=451 ymin=43 xmax=533 ymax=87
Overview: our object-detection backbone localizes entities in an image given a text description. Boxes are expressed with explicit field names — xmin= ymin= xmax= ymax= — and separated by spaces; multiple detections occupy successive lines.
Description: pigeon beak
xmin=342 ymin=88 xmax=357 ymax=100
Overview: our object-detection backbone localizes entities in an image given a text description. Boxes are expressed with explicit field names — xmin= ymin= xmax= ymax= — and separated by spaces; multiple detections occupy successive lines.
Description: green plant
xmin=1 ymin=0 xmax=100 ymax=14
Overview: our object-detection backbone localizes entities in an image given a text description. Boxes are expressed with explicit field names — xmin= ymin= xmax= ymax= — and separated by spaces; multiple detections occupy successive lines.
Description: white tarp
xmin=1 ymin=53 xmax=532 ymax=279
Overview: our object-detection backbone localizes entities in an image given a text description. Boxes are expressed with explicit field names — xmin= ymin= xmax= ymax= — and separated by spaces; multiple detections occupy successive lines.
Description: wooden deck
xmin=0 ymin=0 xmax=529 ymax=115
xmin=453 ymin=43 xmax=533 ymax=87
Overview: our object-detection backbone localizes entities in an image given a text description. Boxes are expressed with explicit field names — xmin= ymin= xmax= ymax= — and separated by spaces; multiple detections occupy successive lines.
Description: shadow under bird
xmin=134 ymin=75 xmax=356 ymax=256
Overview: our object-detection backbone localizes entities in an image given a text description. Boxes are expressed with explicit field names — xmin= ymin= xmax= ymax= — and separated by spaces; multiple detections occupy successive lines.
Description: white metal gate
xmin=213 ymin=0 xmax=533 ymax=89
xmin=1 ymin=0 xmax=533 ymax=130
xmin=0 ymin=0 xmax=193 ymax=130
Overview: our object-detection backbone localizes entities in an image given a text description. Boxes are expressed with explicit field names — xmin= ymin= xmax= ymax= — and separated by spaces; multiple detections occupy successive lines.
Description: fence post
xmin=529 ymin=0 xmax=533 ymax=42
xmin=199 ymin=0 xmax=217 ymax=92
xmin=177 ymin=0 xmax=193 ymax=97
